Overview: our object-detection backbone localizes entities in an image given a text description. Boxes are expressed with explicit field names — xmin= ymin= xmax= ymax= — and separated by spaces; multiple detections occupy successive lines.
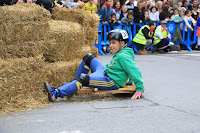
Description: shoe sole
xmin=44 ymin=81 xmax=54 ymax=102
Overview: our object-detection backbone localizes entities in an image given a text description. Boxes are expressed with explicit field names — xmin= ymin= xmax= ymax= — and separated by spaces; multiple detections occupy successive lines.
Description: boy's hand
xmin=131 ymin=92 xmax=142 ymax=100
xmin=130 ymin=22 xmax=133 ymax=25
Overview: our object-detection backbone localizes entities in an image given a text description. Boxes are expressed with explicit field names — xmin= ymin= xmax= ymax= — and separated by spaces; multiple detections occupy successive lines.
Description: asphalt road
xmin=1 ymin=51 xmax=200 ymax=133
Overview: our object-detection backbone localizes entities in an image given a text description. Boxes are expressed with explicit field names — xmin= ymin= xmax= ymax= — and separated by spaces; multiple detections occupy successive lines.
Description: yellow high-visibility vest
xmin=132 ymin=25 xmax=151 ymax=45
xmin=82 ymin=2 xmax=97 ymax=14
xmin=153 ymin=26 xmax=168 ymax=45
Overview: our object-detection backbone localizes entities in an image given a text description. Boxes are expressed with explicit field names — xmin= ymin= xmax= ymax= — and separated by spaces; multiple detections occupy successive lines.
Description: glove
xmin=126 ymin=82 xmax=132 ymax=85
xmin=131 ymin=92 xmax=142 ymax=100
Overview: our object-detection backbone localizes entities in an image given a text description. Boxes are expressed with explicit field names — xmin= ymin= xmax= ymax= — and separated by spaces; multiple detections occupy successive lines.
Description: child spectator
xmin=171 ymin=8 xmax=179 ymax=20
xmin=82 ymin=0 xmax=97 ymax=14
xmin=149 ymin=6 xmax=159 ymax=21
xmin=99 ymin=0 xmax=112 ymax=24
xmin=144 ymin=11 xmax=151 ymax=24
xmin=181 ymin=10 xmax=196 ymax=49
xmin=196 ymin=13 xmax=200 ymax=50
xmin=172 ymin=9 xmax=185 ymax=43
xmin=44 ymin=29 xmax=145 ymax=101
xmin=111 ymin=1 xmax=121 ymax=21
xmin=119 ymin=5 xmax=128 ymax=20
xmin=109 ymin=13 xmax=121 ymax=30
xmin=121 ymin=11 xmax=134 ymax=26
xmin=182 ymin=10 xmax=196 ymax=32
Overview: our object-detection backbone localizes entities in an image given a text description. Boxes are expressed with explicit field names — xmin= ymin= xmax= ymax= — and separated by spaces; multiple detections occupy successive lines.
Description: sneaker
xmin=44 ymin=81 xmax=57 ymax=102
xmin=138 ymin=50 xmax=147 ymax=55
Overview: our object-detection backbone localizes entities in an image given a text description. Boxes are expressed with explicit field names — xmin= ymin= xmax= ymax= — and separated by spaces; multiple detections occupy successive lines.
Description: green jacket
xmin=104 ymin=47 xmax=144 ymax=92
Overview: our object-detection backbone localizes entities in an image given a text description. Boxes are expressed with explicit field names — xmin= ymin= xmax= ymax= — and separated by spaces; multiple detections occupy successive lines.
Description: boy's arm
xmin=119 ymin=55 xmax=144 ymax=93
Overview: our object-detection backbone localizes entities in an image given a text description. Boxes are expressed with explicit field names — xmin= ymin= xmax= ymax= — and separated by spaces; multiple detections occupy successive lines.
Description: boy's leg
xmin=74 ymin=53 xmax=105 ymax=79
xmin=45 ymin=73 xmax=90 ymax=101
xmin=87 ymin=70 xmax=118 ymax=90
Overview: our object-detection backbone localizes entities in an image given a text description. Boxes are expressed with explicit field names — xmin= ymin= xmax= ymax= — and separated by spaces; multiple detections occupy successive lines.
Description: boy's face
xmin=111 ymin=15 xmax=116 ymax=20
xmin=109 ymin=39 xmax=124 ymax=54
xmin=127 ymin=14 xmax=133 ymax=19
xmin=122 ymin=6 xmax=127 ymax=12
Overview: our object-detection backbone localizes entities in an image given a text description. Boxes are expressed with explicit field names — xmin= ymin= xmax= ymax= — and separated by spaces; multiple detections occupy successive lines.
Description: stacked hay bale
xmin=0 ymin=3 xmax=51 ymax=45
xmin=51 ymin=7 xmax=99 ymax=57
xmin=0 ymin=4 xmax=100 ymax=115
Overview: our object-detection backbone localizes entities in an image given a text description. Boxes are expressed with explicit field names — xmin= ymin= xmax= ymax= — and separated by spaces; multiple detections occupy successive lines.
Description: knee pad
xmin=76 ymin=73 xmax=90 ymax=86
xmin=83 ymin=53 xmax=95 ymax=67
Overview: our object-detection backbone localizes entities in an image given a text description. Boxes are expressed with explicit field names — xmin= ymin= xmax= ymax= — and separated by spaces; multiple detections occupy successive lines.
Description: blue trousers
xmin=57 ymin=57 xmax=118 ymax=98
xmin=155 ymin=38 xmax=170 ymax=50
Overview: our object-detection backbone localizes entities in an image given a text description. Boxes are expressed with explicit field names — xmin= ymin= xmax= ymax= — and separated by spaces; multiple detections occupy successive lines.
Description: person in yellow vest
xmin=82 ymin=0 xmax=97 ymax=14
xmin=153 ymin=20 xmax=171 ymax=53
xmin=132 ymin=21 xmax=156 ymax=55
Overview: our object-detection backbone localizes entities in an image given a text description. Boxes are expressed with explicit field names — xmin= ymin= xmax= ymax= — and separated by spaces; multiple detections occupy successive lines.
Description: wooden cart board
xmin=77 ymin=84 xmax=145 ymax=94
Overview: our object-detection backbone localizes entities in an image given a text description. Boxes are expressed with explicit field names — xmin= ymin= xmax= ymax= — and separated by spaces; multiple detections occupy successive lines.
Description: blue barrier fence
xmin=94 ymin=21 xmax=198 ymax=55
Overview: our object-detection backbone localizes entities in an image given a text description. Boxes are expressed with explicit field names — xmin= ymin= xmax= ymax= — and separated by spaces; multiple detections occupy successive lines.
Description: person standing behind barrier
xmin=144 ymin=11 xmax=151 ymax=24
xmin=191 ymin=0 xmax=199 ymax=20
xmin=181 ymin=0 xmax=193 ymax=11
xmin=177 ymin=2 xmax=183 ymax=11
xmin=133 ymin=2 xmax=145 ymax=24
xmin=125 ymin=0 xmax=137 ymax=12
xmin=153 ymin=20 xmax=171 ymax=53
xmin=99 ymin=0 xmax=112 ymax=24
xmin=196 ymin=13 xmax=200 ymax=50
xmin=172 ymin=9 xmax=185 ymax=44
xmin=82 ymin=0 xmax=97 ymax=13
xmin=109 ymin=13 xmax=121 ymax=30
xmin=132 ymin=21 xmax=156 ymax=55
xmin=119 ymin=5 xmax=128 ymax=20
xmin=163 ymin=0 xmax=173 ymax=16
xmin=156 ymin=1 xmax=163 ymax=13
xmin=171 ymin=8 xmax=179 ymax=20
xmin=121 ymin=10 xmax=134 ymax=26
xmin=182 ymin=10 xmax=196 ymax=35
xmin=149 ymin=6 xmax=159 ymax=22
xmin=111 ymin=1 xmax=121 ymax=21
xmin=159 ymin=5 xmax=173 ymax=21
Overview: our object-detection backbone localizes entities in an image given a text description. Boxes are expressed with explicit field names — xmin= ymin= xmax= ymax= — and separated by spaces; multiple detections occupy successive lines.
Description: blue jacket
xmin=99 ymin=5 xmax=111 ymax=23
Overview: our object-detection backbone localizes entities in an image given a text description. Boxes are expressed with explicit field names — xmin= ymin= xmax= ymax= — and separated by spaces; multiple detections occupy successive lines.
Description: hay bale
xmin=91 ymin=46 xmax=98 ymax=57
xmin=43 ymin=59 xmax=82 ymax=88
xmin=49 ymin=20 xmax=83 ymax=44
xmin=0 ymin=3 xmax=51 ymax=23
xmin=0 ymin=41 xmax=49 ymax=59
xmin=52 ymin=7 xmax=99 ymax=28
xmin=0 ymin=3 xmax=51 ymax=44
xmin=0 ymin=56 xmax=48 ymax=115
xmin=0 ymin=21 xmax=50 ymax=44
